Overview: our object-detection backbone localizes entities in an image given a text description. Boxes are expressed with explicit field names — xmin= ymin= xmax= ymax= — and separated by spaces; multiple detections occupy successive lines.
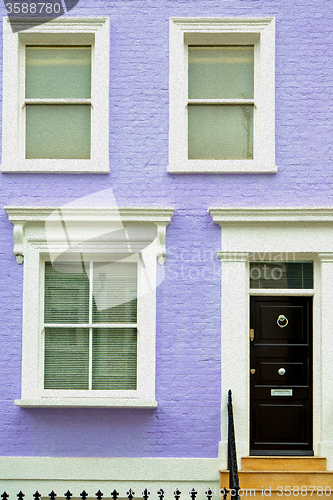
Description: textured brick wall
xmin=0 ymin=0 xmax=332 ymax=458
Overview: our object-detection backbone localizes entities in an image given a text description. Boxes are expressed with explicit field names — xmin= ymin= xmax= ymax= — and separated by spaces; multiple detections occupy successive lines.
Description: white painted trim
xmin=210 ymin=206 xmax=333 ymax=222
xmin=0 ymin=457 xmax=221 ymax=481
xmin=14 ymin=398 xmax=158 ymax=408
xmin=5 ymin=207 xmax=174 ymax=264
xmin=250 ymin=289 xmax=315 ymax=296
xmin=5 ymin=207 xmax=175 ymax=223
xmin=0 ymin=457 xmax=221 ymax=499
xmin=210 ymin=207 xmax=333 ymax=468
xmin=5 ymin=206 xmax=174 ymax=407
xmin=1 ymin=17 xmax=110 ymax=173
xmin=168 ymin=18 xmax=276 ymax=174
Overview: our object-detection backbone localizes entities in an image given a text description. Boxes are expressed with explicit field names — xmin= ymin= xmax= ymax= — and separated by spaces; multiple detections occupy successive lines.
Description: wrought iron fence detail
xmin=142 ymin=489 xmax=149 ymax=500
xmin=221 ymin=488 xmax=228 ymax=500
xmin=126 ymin=490 xmax=135 ymax=500
xmin=173 ymin=489 xmax=181 ymax=500
xmin=1 ymin=490 xmax=223 ymax=500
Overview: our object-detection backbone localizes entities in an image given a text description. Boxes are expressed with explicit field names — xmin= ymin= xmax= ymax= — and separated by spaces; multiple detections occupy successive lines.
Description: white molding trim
xmin=0 ymin=457 xmax=221 ymax=481
xmin=14 ymin=398 xmax=158 ymax=408
xmin=5 ymin=206 xmax=174 ymax=408
xmin=209 ymin=206 xmax=333 ymax=467
xmin=209 ymin=207 xmax=333 ymax=223
xmin=318 ymin=252 xmax=333 ymax=263
xmin=1 ymin=17 xmax=110 ymax=173
xmin=5 ymin=207 xmax=174 ymax=264
xmin=0 ymin=457 xmax=221 ymax=498
xmin=168 ymin=17 xmax=276 ymax=174
xmin=217 ymin=252 xmax=249 ymax=262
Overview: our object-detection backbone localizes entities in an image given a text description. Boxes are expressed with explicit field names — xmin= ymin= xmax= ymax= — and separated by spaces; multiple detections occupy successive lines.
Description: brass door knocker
xmin=277 ymin=314 xmax=288 ymax=328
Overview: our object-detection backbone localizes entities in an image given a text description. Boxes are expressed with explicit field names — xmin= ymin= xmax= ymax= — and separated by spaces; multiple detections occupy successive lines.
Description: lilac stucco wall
xmin=0 ymin=0 xmax=332 ymax=457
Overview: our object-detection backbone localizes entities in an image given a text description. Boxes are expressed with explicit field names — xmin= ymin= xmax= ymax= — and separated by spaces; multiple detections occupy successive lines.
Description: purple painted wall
xmin=0 ymin=0 xmax=332 ymax=457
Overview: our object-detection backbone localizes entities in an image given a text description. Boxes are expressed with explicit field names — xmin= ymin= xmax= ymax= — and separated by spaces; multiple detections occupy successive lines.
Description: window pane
xmin=92 ymin=328 xmax=137 ymax=390
xmin=44 ymin=262 xmax=89 ymax=324
xmin=188 ymin=104 xmax=253 ymax=159
xmin=250 ymin=262 xmax=314 ymax=289
xmin=92 ymin=262 xmax=137 ymax=324
xmin=188 ymin=46 xmax=254 ymax=99
xmin=44 ymin=328 xmax=89 ymax=389
xmin=26 ymin=47 xmax=91 ymax=99
xmin=26 ymin=104 xmax=91 ymax=159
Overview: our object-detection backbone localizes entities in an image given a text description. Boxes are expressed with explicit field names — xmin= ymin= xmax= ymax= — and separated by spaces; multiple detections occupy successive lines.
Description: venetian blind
xmin=250 ymin=262 xmax=314 ymax=289
xmin=44 ymin=261 xmax=137 ymax=391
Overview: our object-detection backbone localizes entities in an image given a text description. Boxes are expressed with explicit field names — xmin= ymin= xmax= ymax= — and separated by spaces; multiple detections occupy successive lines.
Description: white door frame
xmin=209 ymin=207 xmax=333 ymax=469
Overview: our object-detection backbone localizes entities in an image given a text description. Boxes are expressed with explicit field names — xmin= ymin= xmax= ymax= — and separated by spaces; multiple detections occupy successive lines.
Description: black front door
xmin=250 ymin=296 xmax=313 ymax=455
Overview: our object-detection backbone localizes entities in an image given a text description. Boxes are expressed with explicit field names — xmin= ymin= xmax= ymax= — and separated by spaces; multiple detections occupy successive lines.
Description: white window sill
xmin=14 ymin=398 xmax=158 ymax=408
xmin=1 ymin=159 xmax=109 ymax=174
xmin=168 ymin=160 xmax=277 ymax=174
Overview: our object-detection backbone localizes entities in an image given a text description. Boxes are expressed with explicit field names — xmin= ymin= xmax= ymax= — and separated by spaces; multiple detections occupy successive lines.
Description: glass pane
xmin=26 ymin=47 xmax=91 ymax=99
xmin=188 ymin=104 xmax=253 ymax=159
xmin=44 ymin=327 xmax=89 ymax=389
xmin=188 ymin=46 xmax=254 ymax=99
xmin=44 ymin=262 xmax=89 ymax=324
xmin=250 ymin=262 xmax=314 ymax=289
xmin=92 ymin=262 xmax=137 ymax=324
xmin=26 ymin=104 xmax=91 ymax=159
xmin=92 ymin=328 xmax=137 ymax=390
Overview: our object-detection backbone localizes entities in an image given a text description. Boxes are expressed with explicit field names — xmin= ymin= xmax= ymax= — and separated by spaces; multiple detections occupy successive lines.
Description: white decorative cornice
xmin=217 ymin=252 xmax=250 ymax=262
xmin=171 ymin=17 xmax=274 ymax=31
xmin=318 ymin=253 xmax=333 ymax=263
xmin=5 ymin=206 xmax=174 ymax=265
xmin=5 ymin=207 xmax=174 ymax=224
xmin=6 ymin=16 xmax=108 ymax=31
xmin=209 ymin=207 xmax=333 ymax=224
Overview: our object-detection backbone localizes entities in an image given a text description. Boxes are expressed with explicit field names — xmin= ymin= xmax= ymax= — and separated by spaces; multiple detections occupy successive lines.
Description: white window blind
xmin=250 ymin=262 xmax=314 ymax=289
xmin=44 ymin=261 xmax=137 ymax=391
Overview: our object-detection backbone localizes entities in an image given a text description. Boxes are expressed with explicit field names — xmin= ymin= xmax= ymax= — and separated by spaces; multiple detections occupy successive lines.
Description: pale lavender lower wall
xmin=0 ymin=0 xmax=332 ymax=457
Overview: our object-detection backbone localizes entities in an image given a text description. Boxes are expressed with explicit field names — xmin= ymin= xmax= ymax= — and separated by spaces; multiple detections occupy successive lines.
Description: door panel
xmin=250 ymin=296 xmax=313 ymax=455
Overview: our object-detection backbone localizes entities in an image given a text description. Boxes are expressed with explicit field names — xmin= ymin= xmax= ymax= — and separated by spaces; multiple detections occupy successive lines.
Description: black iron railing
xmin=227 ymin=390 xmax=240 ymax=500
xmin=1 ymin=489 xmax=217 ymax=500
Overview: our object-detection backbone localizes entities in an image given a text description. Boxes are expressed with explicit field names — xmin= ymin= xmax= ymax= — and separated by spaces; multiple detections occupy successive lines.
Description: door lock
xmin=250 ymin=328 xmax=254 ymax=341
xmin=250 ymin=369 xmax=256 ymax=374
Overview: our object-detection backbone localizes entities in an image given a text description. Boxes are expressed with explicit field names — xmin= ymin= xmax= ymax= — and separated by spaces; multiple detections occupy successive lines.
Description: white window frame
xmin=2 ymin=17 xmax=110 ymax=173
xmin=168 ymin=18 xmax=276 ymax=174
xmin=5 ymin=206 xmax=174 ymax=407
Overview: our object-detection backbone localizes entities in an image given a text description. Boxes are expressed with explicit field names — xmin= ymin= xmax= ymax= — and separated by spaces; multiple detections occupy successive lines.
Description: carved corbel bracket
xmin=13 ymin=224 xmax=24 ymax=264
xmin=156 ymin=224 xmax=168 ymax=265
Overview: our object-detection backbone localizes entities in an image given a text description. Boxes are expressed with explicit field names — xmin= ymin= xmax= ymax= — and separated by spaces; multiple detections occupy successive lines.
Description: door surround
xmin=209 ymin=207 xmax=333 ymax=469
